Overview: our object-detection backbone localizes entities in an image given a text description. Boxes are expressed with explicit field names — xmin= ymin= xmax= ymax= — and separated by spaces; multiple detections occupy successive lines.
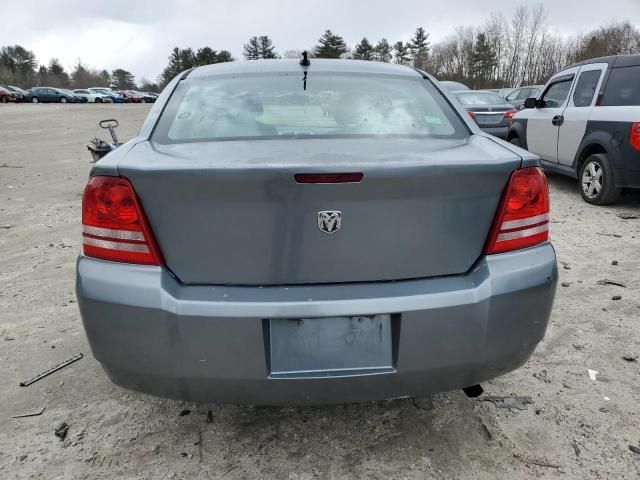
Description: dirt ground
xmin=0 ymin=104 xmax=639 ymax=480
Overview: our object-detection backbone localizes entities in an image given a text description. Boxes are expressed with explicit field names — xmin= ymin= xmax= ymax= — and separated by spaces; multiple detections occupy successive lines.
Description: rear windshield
xmin=455 ymin=92 xmax=508 ymax=106
xmin=152 ymin=73 xmax=468 ymax=144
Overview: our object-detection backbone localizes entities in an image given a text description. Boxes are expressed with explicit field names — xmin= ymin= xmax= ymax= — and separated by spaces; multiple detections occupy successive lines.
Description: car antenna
xmin=300 ymin=51 xmax=310 ymax=90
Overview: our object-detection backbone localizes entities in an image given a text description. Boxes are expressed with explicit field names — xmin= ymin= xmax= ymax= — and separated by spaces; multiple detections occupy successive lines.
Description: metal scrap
xmin=483 ymin=395 xmax=533 ymax=410
xmin=12 ymin=406 xmax=46 ymax=418
xmin=597 ymin=279 xmax=627 ymax=288
xmin=55 ymin=422 xmax=69 ymax=440
xmin=19 ymin=353 xmax=83 ymax=387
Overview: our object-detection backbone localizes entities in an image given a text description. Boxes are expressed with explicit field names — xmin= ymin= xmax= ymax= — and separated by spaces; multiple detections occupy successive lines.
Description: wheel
xmin=1 ymin=96 xmax=7 ymax=103
xmin=509 ymin=136 xmax=522 ymax=147
xmin=31 ymin=97 xmax=39 ymax=103
xmin=140 ymin=98 xmax=146 ymax=103
xmin=579 ymin=153 xmax=621 ymax=205
xmin=95 ymin=97 xmax=102 ymax=103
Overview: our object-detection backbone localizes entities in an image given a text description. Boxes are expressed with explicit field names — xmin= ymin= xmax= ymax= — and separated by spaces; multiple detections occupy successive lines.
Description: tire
xmin=95 ymin=97 xmax=102 ymax=103
xmin=509 ymin=136 xmax=522 ymax=147
xmin=1 ymin=96 xmax=7 ymax=103
xmin=60 ymin=97 xmax=68 ymax=103
xmin=140 ymin=98 xmax=146 ymax=103
xmin=579 ymin=153 xmax=621 ymax=205
xmin=31 ymin=97 xmax=39 ymax=103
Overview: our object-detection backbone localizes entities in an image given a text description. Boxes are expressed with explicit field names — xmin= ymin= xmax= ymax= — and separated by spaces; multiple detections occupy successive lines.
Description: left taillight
xmin=503 ymin=109 xmax=518 ymax=120
xmin=630 ymin=122 xmax=640 ymax=151
xmin=81 ymin=176 xmax=162 ymax=265
xmin=485 ymin=167 xmax=550 ymax=255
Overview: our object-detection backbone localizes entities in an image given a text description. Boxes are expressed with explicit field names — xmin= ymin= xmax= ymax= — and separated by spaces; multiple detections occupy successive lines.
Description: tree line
xmin=1 ymin=4 xmax=639 ymax=92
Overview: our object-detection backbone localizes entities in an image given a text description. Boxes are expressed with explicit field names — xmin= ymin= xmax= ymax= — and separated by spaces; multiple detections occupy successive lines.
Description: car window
xmin=154 ymin=73 xmax=469 ymax=144
xmin=530 ymin=87 xmax=540 ymax=98
xmin=573 ymin=70 xmax=601 ymax=107
xmin=601 ymin=66 xmax=640 ymax=106
xmin=455 ymin=92 xmax=509 ymax=106
xmin=541 ymin=80 xmax=572 ymax=108
xmin=505 ymin=89 xmax=521 ymax=102
xmin=518 ymin=88 xmax=532 ymax=100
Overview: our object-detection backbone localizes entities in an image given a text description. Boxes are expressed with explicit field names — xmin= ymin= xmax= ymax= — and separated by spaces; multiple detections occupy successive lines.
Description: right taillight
xmin=81 ymin=176 xmax=162 ymax=265
xmin=485 ymin=167 xmax=550 ymax=254
xmin=630 ymin=122 xmax=640 ymax=151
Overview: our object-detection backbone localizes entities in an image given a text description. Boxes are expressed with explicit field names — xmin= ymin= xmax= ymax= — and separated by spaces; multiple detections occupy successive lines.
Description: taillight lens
xmin=467 ymin=111 xmax=476 ymax=121
xmin=485 ymin=167 xmax=550 ymax=254
xmin=503 ymin=109 xmax=518 ymax=120
xmin=630 ymin=122 xmax=640 ymax=151
xmin=82 ymin=176 xmax=162 ymax=265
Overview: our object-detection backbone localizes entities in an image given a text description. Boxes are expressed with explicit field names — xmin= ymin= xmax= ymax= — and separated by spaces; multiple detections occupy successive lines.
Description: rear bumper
xmin=76 ymin=244 xmax=557 ymax=405
xmin=614 ymin=167 xmax=640 ymax=189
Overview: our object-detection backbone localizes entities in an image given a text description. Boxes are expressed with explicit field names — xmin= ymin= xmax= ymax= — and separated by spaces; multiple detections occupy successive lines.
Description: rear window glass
xmin=601 ymin=66 xmax=640 ymax=106
xmin=455 ymin=92 xmax=508 ymax=106
xmin=152 ymin=73 xmax=468 ymax=144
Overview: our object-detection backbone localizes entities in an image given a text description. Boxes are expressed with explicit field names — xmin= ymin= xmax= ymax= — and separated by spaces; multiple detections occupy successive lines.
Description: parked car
xmin=77 ymin=59 xmax=557 ymax=405
xmin=2 ymin=85 xmax=27 ymax=102
xmin=0 ymin=86 xmax=18 ymax=103
xmin=131 ymin=91 xmax=156 ymax=103
xmin=439 ymin=80 xmax=470 ymax=92
xmin=454 ymin=90 xmax=517 ymax=139
xmin=118 ymin=90 xmax=142 ymax=103
xmin=507 ymin=54 xmax=640 ymax=205
xmin=59 ymin=89 xmax=88 ymax=103
xmin=88 ymin=88 xmax=125 ymax=103
xmin=505 ymin=85 xmax=543 ymax=109
xmin=73 ymin=89 xmax=113 ymax=103
xmin=26 ymin=87 xmax=82 ymax=103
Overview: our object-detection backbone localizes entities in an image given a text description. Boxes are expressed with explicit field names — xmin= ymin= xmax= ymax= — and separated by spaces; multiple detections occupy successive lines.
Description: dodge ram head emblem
xmin=317 ymin=211 xmax=342 ymax=234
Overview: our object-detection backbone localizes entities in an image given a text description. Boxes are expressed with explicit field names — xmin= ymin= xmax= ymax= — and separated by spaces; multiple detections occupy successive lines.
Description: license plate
xmin=475 ymin=114 xmax=503 ymax=125
xmin=269 ymin=315 xmax=393 ymax=378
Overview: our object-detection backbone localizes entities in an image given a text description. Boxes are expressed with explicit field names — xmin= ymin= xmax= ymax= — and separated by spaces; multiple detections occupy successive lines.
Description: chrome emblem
xmin=318 ymin=211 xmax=342 ymax=234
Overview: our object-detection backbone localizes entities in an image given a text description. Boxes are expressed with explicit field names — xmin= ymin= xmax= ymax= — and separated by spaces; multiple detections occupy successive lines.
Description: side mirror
xmin=523 ymin=97 xmax=537 ymax=109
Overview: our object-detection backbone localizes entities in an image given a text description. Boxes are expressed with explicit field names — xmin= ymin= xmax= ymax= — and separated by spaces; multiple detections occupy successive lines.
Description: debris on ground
xmin=612 ymin=295 xmax=622 ymax=301
xmin=179 ymin=409 xmax=191 ymax=417
xmin=0 ymin=225 xmax=15 ymax=229
xmin=597 ymin=279 xmax=627 ymax=288
xmin=617 ymin=213 xmax=640 ymax=220
xmin=622 ymin=353 xmax=638 ymax=362
xmin=206 ymin=410 xmax=214 ymax=423
xmin=19 ymin=454 xmax=28 ymax=461
xmin=19 ymin=353 xmax=83 ymax=387
xmin=597 ymin=233 xmax=622 ymax=238
xmin=629 ymin=445 xmax=640 ymax=455
xmin=0 ymin=163 xmax=24 ymax=168
xmin=561 ymin=282 xmax=571 ymax=287
xmin=54 ymin=423 xmax=69 ymax=441
xmin=513 ymin=453 xmax=561 ymax=469
xmin=412 ymin=396 xmax=434 ymax=410
xmin=588 ymin=369 xmax=611 ymax=383
xmin=572 ymin=440 xmax=581 ymax=457
xmin=572 ymin=343 xmax=586 ymax=350
xmin=612 ymin=260 xmax=619 ymax=265
xmin=483 ymin=395 xmax=533 ymax=410
xmin=12 ymin=406 xmax=46 ymax=419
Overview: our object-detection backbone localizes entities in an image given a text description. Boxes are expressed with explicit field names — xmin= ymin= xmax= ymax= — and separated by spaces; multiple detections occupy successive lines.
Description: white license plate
xmin=269 ymin=315 xmax=393 ymax=378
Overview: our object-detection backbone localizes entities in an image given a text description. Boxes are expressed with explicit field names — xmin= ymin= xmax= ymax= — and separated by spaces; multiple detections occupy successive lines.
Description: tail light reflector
xmin=630 ymin=122 xmax=640 ymax=151
xmin=485 ymin=167 xmax=550 ymax=254
xmin=82 ymin=176 xmax=162 ymax=265
xmin=503 ymin=109 xmax=518 ymax=120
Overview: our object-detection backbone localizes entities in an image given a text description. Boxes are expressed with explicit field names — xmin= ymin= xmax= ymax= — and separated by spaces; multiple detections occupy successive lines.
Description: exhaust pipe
xmin=463 ymin=384 xmax=484 ymax=398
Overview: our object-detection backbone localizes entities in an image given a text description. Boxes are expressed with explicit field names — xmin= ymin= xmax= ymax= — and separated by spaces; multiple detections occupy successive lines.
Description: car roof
xmin=188 ymin=58 xmax=422 ymax=79
xmin=565 ymin=54 xmax=640 ymax=70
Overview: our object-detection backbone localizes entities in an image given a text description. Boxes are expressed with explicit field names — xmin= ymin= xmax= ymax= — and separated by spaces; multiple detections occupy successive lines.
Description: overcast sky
xmin=2 ymin=0 xmax=639 ymax=82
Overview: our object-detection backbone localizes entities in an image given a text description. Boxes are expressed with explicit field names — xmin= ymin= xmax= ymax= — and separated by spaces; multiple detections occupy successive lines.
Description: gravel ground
xmin=0 ymin=104 xmax=639 ymax=480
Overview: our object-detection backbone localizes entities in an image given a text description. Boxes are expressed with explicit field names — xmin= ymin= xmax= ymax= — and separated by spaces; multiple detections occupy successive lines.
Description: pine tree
xmin=243 ymin=37 xmax=261 ymax=60
xmin=393 ymin=41 xmax=411 ymax=65
xmin=111 ymin=68 xmax=136 ymax=89
xmin=471 ymin=32 xmax=497 ymax=87
xmin=47 ymin=58 xmax=69 ymax=87
xmin=216 ymin=50 xmax=234 ymax=63
xmin=409 ymin=27 xmax=430 ymax=70
xmin=353 ymin=38 xmax=374 ymax=60
xmin=196 ymin=47 xmax=218 ymax=65
xmin=374 ymin=38 xmax=392 ymax=62
xmin=258 ymin=36 xmax=278 ymax=59
xmin=314 ymin=30 xmax=348 ymax=58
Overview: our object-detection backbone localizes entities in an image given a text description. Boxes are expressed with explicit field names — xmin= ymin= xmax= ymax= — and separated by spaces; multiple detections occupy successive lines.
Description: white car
xmin=73 ymin=89 xmax=112 ymax=103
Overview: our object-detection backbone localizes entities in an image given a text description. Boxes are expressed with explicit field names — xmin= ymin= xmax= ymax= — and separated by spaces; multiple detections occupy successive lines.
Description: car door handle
xmin=552 ymin=115 xmax=564 ymax=126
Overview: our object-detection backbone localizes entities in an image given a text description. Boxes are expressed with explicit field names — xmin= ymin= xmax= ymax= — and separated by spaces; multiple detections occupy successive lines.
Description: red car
xmin=0 ymin=86 xmax=18 ymax=103
xmin=119 ymin=90 xmax=142 ymax=103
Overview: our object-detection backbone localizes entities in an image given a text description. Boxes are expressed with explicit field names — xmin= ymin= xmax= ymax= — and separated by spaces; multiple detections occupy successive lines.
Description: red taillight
xmin=82 ymin=176 xmax=162 ymax=265
xmin=467 ymin=111 xmax=476 ymax=120
xmin=485 ymin=167 xmax=550 ymax=254
xmin=630 ymin=122 xmax=640 ymax=151
xmin=503 ymin=109 xmax=518 ymax=120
